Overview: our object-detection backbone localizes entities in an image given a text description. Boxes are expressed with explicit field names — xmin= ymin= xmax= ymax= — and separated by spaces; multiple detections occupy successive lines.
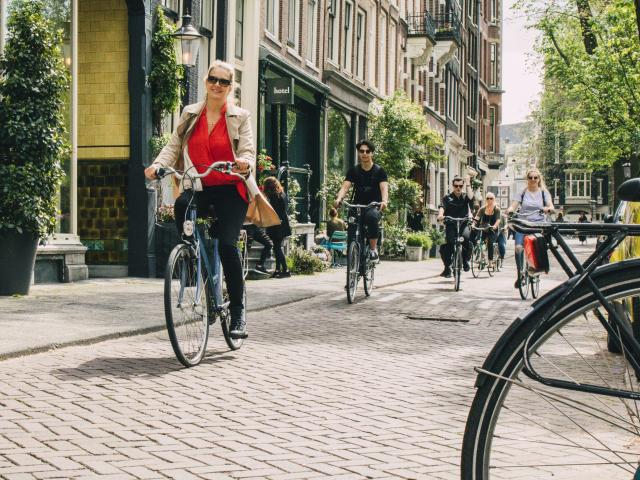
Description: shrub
xmin=286 ymin=247 xmax=326 ymax=274
xmin=428 ymin=226 xmax=446 ymax=246
xmin=406 ymin=232 xmax=424 ymax=247
xmin=0 ymin=0 xmax=69 ymax=239
xmin=381 ymin=224 xmax=408 ymax=257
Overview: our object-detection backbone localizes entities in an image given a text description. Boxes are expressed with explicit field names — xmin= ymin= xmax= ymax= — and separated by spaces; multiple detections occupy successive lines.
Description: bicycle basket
xmin=523 ymin=233 xmax=549 ymax=274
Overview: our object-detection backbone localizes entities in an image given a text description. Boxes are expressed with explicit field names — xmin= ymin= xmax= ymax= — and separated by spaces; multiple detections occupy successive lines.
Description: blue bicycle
xmin=157 ymin=161 xmax=246 ymax=367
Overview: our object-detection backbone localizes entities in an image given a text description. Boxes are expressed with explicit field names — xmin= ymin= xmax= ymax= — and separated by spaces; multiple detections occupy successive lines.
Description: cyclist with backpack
xmin=506 ymin=168 xmax=555 ymax=288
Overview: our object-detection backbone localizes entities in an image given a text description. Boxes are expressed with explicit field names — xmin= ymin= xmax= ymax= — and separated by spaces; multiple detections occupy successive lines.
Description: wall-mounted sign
xmin=266 ymin=77 xmax=295 ymax=105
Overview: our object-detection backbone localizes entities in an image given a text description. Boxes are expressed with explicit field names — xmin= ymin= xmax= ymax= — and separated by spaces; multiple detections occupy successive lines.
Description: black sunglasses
xmin=528 ymin=176 xmax=539 ymax=180
xmin=453 ymin=184 xmax=464 ymax=188
xmin=358 ymin=149 xmax=372 ymax=154
xmin=207 ymin=75 xmax=232 ymax=87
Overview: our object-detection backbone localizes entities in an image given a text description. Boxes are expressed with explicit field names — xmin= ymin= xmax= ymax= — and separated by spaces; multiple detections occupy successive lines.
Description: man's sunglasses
xmin=207 ymin=75 xmax=232 ymax=87
xmin=358 ymin=149 xmax=372 ymax=154
xmin=453 ymin=184 xmax=464 ymax=188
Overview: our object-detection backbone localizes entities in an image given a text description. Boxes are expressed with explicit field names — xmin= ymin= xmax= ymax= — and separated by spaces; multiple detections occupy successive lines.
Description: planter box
xmin=155 ymin=222 xmax=179 ymax=278
xmin=405 ymin=245 xmax=423 ymax=261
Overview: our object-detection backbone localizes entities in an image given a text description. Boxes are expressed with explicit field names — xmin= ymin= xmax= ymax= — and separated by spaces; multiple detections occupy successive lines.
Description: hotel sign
xmin=266 ymin=77 xmax=295 ymax=105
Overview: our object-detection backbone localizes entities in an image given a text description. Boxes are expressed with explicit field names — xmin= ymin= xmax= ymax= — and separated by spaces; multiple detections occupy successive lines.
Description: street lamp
xmin=590 ymin=199 xmax=597 ymax=221
xmin=62 ymin=20 xmax=71 ymax=68
xmin=172 ymin=0 xmax=202 ymax=67
xmin=622 ymin=162 xmax=631 ymax=179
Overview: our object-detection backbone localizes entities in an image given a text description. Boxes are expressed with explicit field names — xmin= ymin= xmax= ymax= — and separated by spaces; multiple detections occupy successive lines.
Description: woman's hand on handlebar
xmin=232 ymin=158 xmax=250 ymax=175
xmin=144 ymin=165 xmax=159 ymax=180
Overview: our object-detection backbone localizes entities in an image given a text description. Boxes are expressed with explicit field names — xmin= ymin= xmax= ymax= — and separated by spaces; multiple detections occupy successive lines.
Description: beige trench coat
xmin=151 ymin=101 xmax=260 ymax=199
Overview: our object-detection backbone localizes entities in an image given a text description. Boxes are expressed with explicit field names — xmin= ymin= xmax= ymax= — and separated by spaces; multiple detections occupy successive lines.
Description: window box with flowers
xmin=256 ymin=149 xmax=275 ymax=185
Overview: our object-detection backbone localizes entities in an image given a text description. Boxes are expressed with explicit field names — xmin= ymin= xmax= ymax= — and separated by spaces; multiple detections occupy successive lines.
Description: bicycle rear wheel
xmin=454 ymin=246 xmax=462 ymax=292
xmin=164 ymin=244 xmax=210 ymax=367
xmin=530 ymin=273 xmax=540 ymax=298
xmin=462 ymin=260 xmax=640 ymax=480
xmin=346 ymin=242 xmax=360 ymax=303
xmin=363 ymin=247 xmax=375 ymax=297
xmin=518 ymin=268 xmax=530 ymax=300
xmin=486 ymin=257 xmax=495 ymax=277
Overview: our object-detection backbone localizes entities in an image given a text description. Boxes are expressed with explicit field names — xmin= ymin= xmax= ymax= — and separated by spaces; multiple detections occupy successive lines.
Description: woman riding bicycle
xmin=473 ymin=192 xmax=501 ymax=268
xmin=506 ymin=168 xmax=554 ymax=288
xmin=144 ymin=60 xmax=255 ymax=339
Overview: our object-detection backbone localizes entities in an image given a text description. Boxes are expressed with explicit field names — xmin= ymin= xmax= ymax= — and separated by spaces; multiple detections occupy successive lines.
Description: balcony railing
xmin=434 ymin=11 xmax=462 ymax=46
xmin=405 ymin=12 xmax=436 ymax=42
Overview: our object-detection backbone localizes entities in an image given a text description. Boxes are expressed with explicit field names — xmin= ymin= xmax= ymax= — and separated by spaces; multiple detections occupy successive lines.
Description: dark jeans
xmin=497 ymin=231 xmax=506 ymax=258
xmin=347 ymin=206 xmax=381 ymax=244
xmin=479 ymin=229 xmax=497 ymax=260
xmin=440 ymin=224 xmax=471 ymax=268
xmin=272 ymin=238 xmax=287 ymax=272
xmin=174 ymin=186 xmax=249 ymax=308
xmin=246 ymin=224 xmax=273 ymax=266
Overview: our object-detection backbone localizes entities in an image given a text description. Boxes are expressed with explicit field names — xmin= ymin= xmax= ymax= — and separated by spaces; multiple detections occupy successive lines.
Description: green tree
xmin=149 ymin=6 xmax=183 ymax=135
xmin=0 ymin=0 xmax=68 ymax=239
xmin=369 ymin=90 xmax=444 ymax=178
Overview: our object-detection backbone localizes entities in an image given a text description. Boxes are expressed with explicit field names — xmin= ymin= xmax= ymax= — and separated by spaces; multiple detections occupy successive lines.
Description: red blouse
xmin=188 ymin=103 xmax=248 ymax=202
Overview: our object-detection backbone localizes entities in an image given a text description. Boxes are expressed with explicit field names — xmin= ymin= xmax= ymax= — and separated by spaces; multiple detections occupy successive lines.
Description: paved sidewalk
xmin=0 ymin=258 xmax=442 ymax=359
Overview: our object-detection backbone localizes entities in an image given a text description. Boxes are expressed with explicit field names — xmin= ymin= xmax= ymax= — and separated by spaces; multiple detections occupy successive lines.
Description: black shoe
xmin=229 ymin=306 xmax=248 ymax=339
xmin=440 ymin=267 xmax=452 ymax=278
xmin=255 ymin=264 xmax=269 ymax=275
xmin=463 ymin=261 xmax=470 ymax=272
xmin=270 ymin=270 xmax=281 ymax=278
xmin=277 ymin=271 xmax=291 ymax=278
xmin=514 ymin=278 xmax=520 ymax=289
xmin=369 ymin=250 xmax=379 ymax=263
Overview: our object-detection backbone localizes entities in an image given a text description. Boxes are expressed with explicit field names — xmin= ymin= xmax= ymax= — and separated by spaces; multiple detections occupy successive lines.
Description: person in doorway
xmin=263 ymin=177 xmax=292 ymax=278
xmin=145 ymin=60 xmax=253 ymax=339
xmin=334 ymin=139 xmax=389 ymax=262
xmin=437 ymin=174 xmax=476 ymax=278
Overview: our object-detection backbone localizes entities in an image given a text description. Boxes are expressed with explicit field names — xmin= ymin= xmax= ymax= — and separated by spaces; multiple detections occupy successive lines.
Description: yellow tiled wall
xmin=78 ymin=0 xmax=129 ymax=160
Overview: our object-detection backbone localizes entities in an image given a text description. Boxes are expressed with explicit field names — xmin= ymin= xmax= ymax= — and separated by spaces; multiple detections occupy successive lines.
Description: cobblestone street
xmin=0 ymin=243 xmax=602 ymax=479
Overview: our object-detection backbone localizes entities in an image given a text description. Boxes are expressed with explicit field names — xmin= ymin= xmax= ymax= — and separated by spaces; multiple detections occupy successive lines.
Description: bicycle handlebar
xmin=341 ymin=201 xmax=381 ymax=209
xmin=156 ymin=161 xmax=248 ymax=182
xmin=442 ymin=216 xmax=470 ymax=223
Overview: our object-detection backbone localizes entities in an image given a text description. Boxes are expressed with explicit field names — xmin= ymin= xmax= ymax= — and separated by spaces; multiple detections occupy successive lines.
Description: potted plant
xmin=419 ymin=232 xmax=433 ymax=260
xmin=154 ymin=204 xmax=178 ymax=277
xmin=428 ymin=227 xmax=446 ymax=258
xmin=0 ymin=0 xmax=68 ymax=295
xmin=405 ymin=233 xmax=423 ymax=261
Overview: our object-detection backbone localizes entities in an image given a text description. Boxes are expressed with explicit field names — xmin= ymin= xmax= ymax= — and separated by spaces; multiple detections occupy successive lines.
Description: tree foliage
xmin=369 ymin=91 xmax=445 ymax=178
xmin=0 ymin=0 xmax=68 ymax=239
xmin=149 ymin=6 xmax=183 ymax=135
xmin=524 ymin=0 xmax=640 ymax=169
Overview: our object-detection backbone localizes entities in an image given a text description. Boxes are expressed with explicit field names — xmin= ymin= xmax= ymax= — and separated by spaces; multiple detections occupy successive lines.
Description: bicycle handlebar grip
xmin=156 ymin=167 xmax=166 ymax=178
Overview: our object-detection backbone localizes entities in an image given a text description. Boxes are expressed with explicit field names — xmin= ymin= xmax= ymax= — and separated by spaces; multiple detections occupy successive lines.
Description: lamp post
xmin=622 ymin=162 xmax=631 ymax=179
xmin=172 ymin=0 xmax=202 ymax=68
xmin=590 ymin=199 xmax=597 ymax=221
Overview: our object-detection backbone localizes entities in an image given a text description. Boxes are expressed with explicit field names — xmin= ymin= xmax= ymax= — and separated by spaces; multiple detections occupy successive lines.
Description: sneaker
xmin=463 ymin=261 xmax=470 ymax=272
xmin=277 ymin=271 xmax=291 ymax=278
xmin=369 ymin=249 xmax=379 ymax=263
xmin=270 ymin=270 xmax=281 ymax=278
xmin=254 ymin=264 xmax=269 ymax=275
xmin=229 ymin=306 xmax=248 ymax=339
xmin=440 ymin=267 xmax=452 ymax=278
xmin=514 ymin=277 xmax=521 ymax=289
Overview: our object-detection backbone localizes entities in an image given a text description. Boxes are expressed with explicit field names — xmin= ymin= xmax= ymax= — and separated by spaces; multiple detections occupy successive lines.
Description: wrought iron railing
xmin=405 ymin=12 xmax=436 ymax=40
xmin=434 ymin=11 xmax=462 ymax=46
xmin=276 ymin=162 xmax=313 ymax=223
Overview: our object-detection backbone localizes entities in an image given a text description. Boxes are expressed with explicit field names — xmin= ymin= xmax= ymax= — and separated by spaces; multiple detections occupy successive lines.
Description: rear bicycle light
xmin=524 ymin=233 xmax=550 ymax=274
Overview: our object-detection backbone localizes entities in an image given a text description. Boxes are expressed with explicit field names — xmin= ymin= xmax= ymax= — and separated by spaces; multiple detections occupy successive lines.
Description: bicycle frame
xmin=511 ymin=217 xmax=640 ymax=399
xmin=344 ymin=201 xmax=381 ymax=268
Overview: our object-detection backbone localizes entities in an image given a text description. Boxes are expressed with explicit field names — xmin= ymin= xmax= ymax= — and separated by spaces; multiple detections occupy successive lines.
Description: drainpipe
xmin=475 ymin=0 xmax=481 ymax=172
xmin=71 ymin=0 xmax=78 ymax=235
xmin=0 ymin=0 xmax=7 ymax=54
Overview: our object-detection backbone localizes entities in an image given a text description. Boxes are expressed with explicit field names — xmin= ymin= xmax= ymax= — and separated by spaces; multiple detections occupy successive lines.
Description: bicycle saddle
xmin=617 ymin=177 xmax=640 ymax=202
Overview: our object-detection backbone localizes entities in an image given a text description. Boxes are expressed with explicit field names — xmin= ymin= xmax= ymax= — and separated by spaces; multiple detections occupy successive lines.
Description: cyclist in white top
xmin=506 ymin=168 xmax=555 ymax=288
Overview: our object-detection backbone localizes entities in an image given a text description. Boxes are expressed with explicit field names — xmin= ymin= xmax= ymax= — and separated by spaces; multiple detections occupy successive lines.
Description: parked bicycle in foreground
xmin=461 ymin=177 xmax=640 ymax=479
xmin=156 ymin=161 xmax=247 ymax=367
xmin=443 ymin=216 xmax=470 ymax=291
xmin=342 ymin=201 xmax=381 ymax=304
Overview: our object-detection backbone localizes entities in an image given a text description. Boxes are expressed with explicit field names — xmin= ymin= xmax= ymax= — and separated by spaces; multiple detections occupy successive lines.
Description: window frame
xmin=288 ymin=0 xmax=300 ymax=49
xmin=266 ymin=0 xmax=279 ymax=38
xmin=235 ymin=0 xmax=244 ymax=60
xmin=355 ymin=8 xmax=365 ymax=79
xmin=305 ymin=0 xmax=318 ymax=63
xmin=565 ymin=172 xmax=592 ymax=198
xmin=343 ymin=0 xmax=353 ymax=71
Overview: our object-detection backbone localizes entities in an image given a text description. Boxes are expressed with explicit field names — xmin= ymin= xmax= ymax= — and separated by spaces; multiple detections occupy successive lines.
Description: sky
xmin=501 ymin=0 xmax=542 ymax=125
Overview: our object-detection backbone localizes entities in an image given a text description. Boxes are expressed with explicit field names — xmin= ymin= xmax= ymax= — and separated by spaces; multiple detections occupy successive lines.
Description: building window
xmin=489 ymin=43 xmax=497 ymax=87
xmin=490 ymin=0 xmax=498 ymax=23
xmin=306 ymin=0 xmax=318 ymax=63
xmin=200 ymin=0 xmax=213 ymax=31
xmin=489 ymin=106 xmax=496 ymax=152
xmin=328 ymin=0 xmax=338 ymax=62
xmin=288 ymin=0 xmax=300 ymax=48
xmin=355 ymin=9 xmax=365 ymax=79
xmin=162 ymin=0 xmax=180 ymax=13
xmin=566 ymin=172 xmax=591 ymax=198
xmin=389 ymin=21 xmax=396 ymax=91
xmin=235 ymin=0 xmax=244 ymax=60
xmin=266 ymin=0 xmax=279 ymax=37
xmin=379 ymin=12 xmax=386 ymax=93
xmin=343 ymin=1 xmax=353 ymax=71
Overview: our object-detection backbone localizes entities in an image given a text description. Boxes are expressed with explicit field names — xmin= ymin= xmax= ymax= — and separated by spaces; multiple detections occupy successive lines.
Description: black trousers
xmin=440 ymin=224 xmax=471 ymax=268
xmin=245 ymin=224 xmax=273 ymax=265
xmin=272 ymin=238 xmax=287 ymax=272
xmin=347 ymin=206 xmax=381 ymax=243
xmin=174 ymin=186 xmax=249 ymax=308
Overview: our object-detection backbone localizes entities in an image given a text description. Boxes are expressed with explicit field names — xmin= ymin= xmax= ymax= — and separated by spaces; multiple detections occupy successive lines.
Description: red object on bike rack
xmin=524 ymin=233 xmax=550 ymax=273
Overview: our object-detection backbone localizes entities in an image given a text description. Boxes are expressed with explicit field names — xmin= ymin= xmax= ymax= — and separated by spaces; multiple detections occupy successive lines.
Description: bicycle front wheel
xmin=518 ymin=269 xmax=530 ymax=300
xmin=363 ymin=247 xmax=375 ymax=296
xmin=164 ymin=244 xmax=210 ymax=367
xmin=454 ymin=246 xmax=462 ymax=292
xmin=471 ymin=245 xmax=481 ymax=278
xmin=461 ymin=260 xmax=640 ymax=480
xmin=346 ymin=242 xmax=360 ymax=303
xmin=530 ymin=273 xmax=540 ymax=298
xmin=220 ymin=276 xmax=245 ymax=351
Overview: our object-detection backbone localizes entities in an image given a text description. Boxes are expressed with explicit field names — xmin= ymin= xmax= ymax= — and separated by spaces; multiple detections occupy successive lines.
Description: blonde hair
xmin=203 ymin=60 xmax=235 ymax=102
xmin=526 ymin=168 xmax=547 ymax=190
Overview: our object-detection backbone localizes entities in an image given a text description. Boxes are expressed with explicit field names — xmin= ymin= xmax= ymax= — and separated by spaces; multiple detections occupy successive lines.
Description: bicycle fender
xmin=475 ymin=258 xmax=640 ymax=389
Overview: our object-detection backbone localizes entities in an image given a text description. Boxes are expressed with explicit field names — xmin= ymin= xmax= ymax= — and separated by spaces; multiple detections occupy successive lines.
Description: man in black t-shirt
xmin=437 ymin=175 xmax=476 ymax=277
xmin=334 ymin=139 xmax=389 ymax=261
